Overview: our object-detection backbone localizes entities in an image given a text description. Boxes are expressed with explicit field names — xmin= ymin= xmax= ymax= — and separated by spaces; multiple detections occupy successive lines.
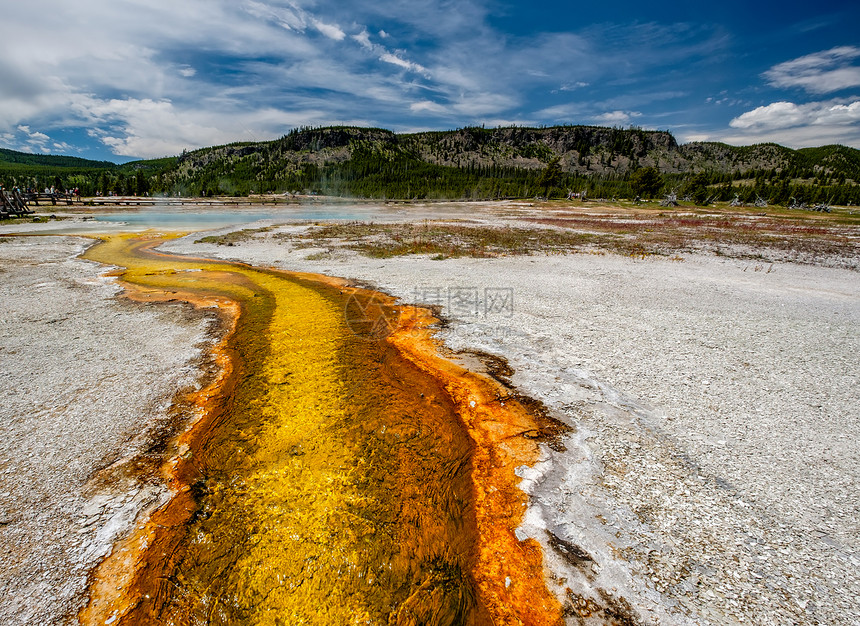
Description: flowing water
xmin=81 ymin=236 xmax=487 ymax=624
xmin=80 ymin=235 xmax=563 ymax=625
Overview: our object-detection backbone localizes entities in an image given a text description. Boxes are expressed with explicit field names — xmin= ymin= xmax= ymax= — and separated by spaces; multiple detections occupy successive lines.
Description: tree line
xmin=2 ymin=133 xmax=858 ymax=205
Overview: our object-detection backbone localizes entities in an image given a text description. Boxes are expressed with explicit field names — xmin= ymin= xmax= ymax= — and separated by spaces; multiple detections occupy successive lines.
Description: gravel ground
xmin=0 ymin=237 xmax=214 ymax=625
xmin=162 ymin=220 xmax=860 ymax=625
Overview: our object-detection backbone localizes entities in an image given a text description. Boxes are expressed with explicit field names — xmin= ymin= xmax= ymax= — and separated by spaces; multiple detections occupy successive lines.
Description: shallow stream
xmin=79 ymin=235 xmax=562 ymax=625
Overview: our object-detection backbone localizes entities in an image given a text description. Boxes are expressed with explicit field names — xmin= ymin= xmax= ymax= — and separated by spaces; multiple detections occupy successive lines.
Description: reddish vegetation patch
xmin=525 ymin=210 xmax=860 ymax=265
xmin=277 ymin=208 xmax=858 ymax=267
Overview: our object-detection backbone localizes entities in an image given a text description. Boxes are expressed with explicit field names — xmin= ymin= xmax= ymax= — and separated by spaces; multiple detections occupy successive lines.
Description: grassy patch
xmin=297 ymin=222 xmax=597 ymax=258
xmin=196 ymin=226 xmax=272 ymax=245
xmin=1 ymin=215 xmax=46 ymax=224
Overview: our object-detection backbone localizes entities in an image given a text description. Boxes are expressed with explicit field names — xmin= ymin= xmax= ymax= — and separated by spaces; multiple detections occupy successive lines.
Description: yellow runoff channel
xmin=80 ymin=234 xmax=563 ymax=626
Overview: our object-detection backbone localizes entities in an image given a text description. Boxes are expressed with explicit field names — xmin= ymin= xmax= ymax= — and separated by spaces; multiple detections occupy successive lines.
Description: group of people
xmin=30 ymin=186 xmax=81 ymax=198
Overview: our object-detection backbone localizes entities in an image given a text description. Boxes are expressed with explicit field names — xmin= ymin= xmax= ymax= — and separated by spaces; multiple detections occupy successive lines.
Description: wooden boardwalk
xmin=0 ymin=195 xmax=270 ymax=218
xmin=0 ymin=189 xmax=34 ymax=219
xmin=27 ymin=192 xmax=76 ymax=206
xmin=1 ymin=192 xmax=472 ymax=218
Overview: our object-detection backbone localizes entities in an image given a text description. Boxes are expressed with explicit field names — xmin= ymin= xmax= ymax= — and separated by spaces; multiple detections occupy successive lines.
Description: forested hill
xmin=0 ymin=148 xmax=115 ymax=169
xmin=0 ymin=148 xmax=174 ymax=198
xmin=171 ymin=125 xmax=860 ymax=178
xmin=159 ymin=125 xmax=860 ymax=202
xmin=2 ymin=125 xmax=860 ymax=203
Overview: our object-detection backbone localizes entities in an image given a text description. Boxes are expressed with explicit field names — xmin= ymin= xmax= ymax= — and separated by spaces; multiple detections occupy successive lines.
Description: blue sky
xmin=1 ymin=0 xmax=858 ymax=162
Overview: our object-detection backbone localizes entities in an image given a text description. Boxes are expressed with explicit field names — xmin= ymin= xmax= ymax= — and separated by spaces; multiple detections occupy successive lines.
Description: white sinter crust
xmin=0 ymin=236 xmax=215 ymax=625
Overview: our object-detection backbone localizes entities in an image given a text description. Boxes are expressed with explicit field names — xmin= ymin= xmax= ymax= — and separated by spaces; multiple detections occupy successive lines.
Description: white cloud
xmin=694 ymin=98 xmax=860 ymax=148
xmin=534 ymin=103 xmax=587 ymax=120
xmin=65 ymin=94 xmax=334 ymax=157
xmin=243 ymin=1 xmax=301 ymax=31
xmin=242 ymin=1 xmax=344 ymax=40
xmin=0 ymin=124 xmax=55 ymax=153
xmin=410 ymin=100 xmax=448 ymax=114
xmin=706 ymin=125 xmax=860 ymax=149
xmin=10 ymin=125 xmax=52 ymax=151
xmin=678 ymin=133 xmax=712 ymax=143
xmin=311 ymin=19 xmax=345 ymax=41
xmin=352 ymin=29 xmax=373 ymax=49
xmin=730 ymin=101 xmax=806 ymax=129
xmin=451 ymin=93 xmax=518 ymax=117
xmin=557 ymin=82 xmax=589 ymax=92
xmin=380 ymin=52 xmax=426 ymax=74
xmin=351 ymin=29 xmax=428 ymax=76
xmin=763 ymin=46 xmax=860 ymax=94
xmin=593 ymin=110 xmax=642 ymax=124
xmin=0 ymin=1 xmax=753 ymax=158
xmin=729 ymin=99 xmax=860 ymax=130
xmin=73 ymin=97 xmax=229 ymax=157
xmin=0 ymin=2 xmax=392 ymax=157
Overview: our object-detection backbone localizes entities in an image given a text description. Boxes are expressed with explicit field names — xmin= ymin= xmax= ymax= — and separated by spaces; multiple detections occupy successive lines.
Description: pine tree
xmin=537 ymin=157 xmax=562 ymax=198
xmin=630 ymin=167 xmax=662 ymax=199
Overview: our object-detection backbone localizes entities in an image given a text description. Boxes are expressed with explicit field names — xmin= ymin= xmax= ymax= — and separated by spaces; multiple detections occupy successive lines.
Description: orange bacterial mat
xmin=79 ymin=235 xmax=562 ymax=626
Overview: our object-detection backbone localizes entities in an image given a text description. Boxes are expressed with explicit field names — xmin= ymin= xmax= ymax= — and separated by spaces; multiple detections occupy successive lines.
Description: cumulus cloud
xmin=0 ymin=2 xmax=440 ymax=157
xmin=699 ymin=98 xmax=860 ymax=148
xmin=707 ymin=47 xmax=860 ymax=148
xmin=8 ymin=125 xmax=53 ymax=152
xmin=730 ymin=101 xmax=806 ymax=129
xmin=729 ymin=99 xmax=860 ymax=130
xmin=65 ymin=94 xmax=336 ymax=157
xmin=763 ymin=46 xmax=860 ymax=94
xmin=709 ymin=125 xmax=860 ymax=149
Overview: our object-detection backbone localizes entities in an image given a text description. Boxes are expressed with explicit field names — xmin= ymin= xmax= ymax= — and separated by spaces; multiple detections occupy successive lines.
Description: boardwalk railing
xmin=0 ymin=189 xmax=34 ymax=218
xmin=25 ymin=192 xmax=76 ymax=206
